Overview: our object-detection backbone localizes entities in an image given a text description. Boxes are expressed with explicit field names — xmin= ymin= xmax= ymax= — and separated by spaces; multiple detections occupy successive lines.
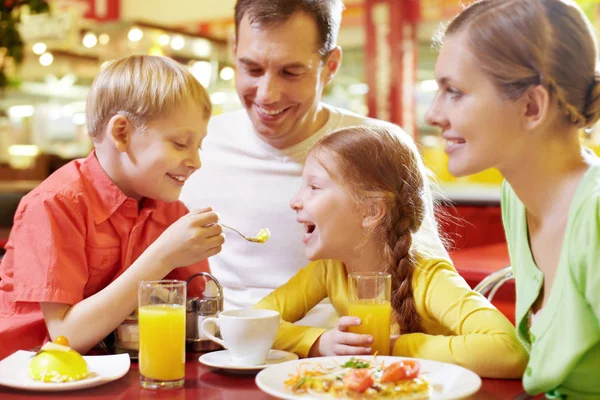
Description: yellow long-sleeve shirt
xmin=254 ymin=257 xmax=528 ymax=379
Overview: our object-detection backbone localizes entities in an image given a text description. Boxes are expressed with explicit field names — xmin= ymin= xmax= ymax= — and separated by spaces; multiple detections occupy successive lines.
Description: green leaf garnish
xmin=342 ymin=357 xmax=370 ymax=369
xmin=296 ymin=377 xmax=307 ymax=388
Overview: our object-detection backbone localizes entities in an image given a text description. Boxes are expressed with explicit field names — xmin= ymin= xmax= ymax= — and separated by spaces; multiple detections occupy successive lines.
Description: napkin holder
xmin=186 ymin=272 xmax=224 ymax=353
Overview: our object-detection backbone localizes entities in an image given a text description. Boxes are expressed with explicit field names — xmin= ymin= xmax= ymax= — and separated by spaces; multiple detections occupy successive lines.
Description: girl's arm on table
xmin=253 ymin=260 xmax=331 ymax=358
xmin=392 ymin=260 xmax=528 ymax=378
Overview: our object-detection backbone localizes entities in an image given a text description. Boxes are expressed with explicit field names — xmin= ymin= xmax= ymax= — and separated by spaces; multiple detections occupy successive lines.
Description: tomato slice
xmin=53 ymin=336 xmax=70 ymax=347
xmin=342 ymin=369 xmax=374 ymax=393
xmin=380 ymin=360 xmax=420 ymax=383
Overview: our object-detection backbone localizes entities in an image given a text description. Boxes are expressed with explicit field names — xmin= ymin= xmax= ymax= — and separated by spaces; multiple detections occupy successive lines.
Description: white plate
xmin=255 ymin=355 xmax=482 ymax=399
xmin=0 ymin=350 xmax=130 ymax=392
xmin=199 ymin=349 xmax=298 ymax=374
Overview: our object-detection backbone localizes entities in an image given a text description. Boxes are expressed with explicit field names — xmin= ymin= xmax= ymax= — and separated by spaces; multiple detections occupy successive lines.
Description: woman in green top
xmin=425 ymin=0 xmax=600 ymax=398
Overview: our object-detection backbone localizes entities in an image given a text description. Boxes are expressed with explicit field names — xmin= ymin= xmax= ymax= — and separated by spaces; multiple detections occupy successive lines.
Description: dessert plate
xmin=0 ymin=350 xmax=130 ymax=392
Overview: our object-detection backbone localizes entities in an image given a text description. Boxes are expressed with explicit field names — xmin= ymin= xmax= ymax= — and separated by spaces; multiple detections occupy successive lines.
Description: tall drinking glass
xmin=348 ymin=272 xmax=392 ymax=356
xmin=138 ymin=280 xmax=186 ymax=389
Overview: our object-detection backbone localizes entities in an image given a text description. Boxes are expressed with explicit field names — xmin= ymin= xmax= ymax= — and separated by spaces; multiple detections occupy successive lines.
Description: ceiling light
xmin=39 ymin=52 xmax=54 ymax=66
xmin=158 ymin=34 xmax=170 ymax=46
xmin=128 ymin=28 xmax=143 ymax=42
xmin=170 ymin=35 xmax=185 ymax=51
xmin=82 ymin=32 xmax=98 ymax=48
xmin=219 ymin=66 xmax=234 ymax=81
xmin=193 ymin=39 xmax=211 ymax=57
xmin=32 ymin=43 xmax=46 ymax=55
xmin=98 ymin=33 xmax=110 ymax=45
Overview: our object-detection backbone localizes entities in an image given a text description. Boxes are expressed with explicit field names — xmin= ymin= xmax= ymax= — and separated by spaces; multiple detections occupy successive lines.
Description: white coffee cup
xmin=201 ymin=308 xmax=280 ymax=366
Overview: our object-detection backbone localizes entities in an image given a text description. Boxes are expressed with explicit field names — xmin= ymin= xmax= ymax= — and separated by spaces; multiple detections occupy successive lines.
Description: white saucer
xmin=199 ymin=349 xmax=298 ymax=374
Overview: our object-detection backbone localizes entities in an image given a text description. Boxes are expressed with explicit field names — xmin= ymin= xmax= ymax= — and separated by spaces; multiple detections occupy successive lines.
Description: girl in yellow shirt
xmin=254 ymin=125 xmax=528 ymax=378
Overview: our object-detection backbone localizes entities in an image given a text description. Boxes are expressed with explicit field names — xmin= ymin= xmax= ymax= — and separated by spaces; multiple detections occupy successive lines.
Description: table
xmin=0 ymin=353 xmax=530 ymax=399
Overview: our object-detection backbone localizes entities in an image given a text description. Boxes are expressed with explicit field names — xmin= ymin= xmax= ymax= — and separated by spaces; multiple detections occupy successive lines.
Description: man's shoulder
xmin=205 ymin=109 xmax=253 ymax=149
xmin=208 ymin=109 xmax=250 ymax=131
xmin=327 ymin=105 xmax=401 ymax=131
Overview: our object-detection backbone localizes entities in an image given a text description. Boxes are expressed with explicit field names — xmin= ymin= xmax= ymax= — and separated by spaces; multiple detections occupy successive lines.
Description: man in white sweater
xmin=180 ymin=0 xmax=447 ymax=326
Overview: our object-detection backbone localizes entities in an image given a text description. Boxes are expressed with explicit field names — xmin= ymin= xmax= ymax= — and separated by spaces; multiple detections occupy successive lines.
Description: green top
xmin=502 ymin=160 xmax=600 ymax=399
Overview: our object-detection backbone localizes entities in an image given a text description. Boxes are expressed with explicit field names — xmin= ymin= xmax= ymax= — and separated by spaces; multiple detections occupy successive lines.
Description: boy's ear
xmin=107 ymin=114 xmax=134 ymax=152
xmin=522 ymin=84 xmax=551 ymax=130
xmin=362 ymin=200 xmax=386 ymax=229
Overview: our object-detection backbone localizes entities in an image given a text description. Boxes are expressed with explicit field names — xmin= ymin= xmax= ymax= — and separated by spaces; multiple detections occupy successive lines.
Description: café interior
xmin=1 ymin=0 xmax=599 ymax=398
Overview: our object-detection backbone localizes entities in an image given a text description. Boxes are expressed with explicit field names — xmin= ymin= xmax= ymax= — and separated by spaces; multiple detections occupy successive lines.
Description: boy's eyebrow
xmin=170 ymin=128 xmax=199 ymax=135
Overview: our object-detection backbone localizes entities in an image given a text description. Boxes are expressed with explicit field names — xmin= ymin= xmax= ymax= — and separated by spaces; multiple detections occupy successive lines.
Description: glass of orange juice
xmin=138 ymin=280 xmax=186 ymax=389
xmin=348 ymin=272 xmax=392 ymax=356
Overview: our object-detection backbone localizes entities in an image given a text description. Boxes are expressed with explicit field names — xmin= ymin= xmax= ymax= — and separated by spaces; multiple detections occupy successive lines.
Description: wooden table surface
xmin=0 ymin=353 xmax=528 ymax=399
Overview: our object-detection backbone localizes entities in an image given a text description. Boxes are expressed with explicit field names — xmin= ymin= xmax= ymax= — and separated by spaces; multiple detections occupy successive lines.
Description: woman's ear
xmin=362 ymin=200 xmax=386 ymax=229
xmin=107 ymin=114 xmax=135 ymax=152
xmin=521 ymin=84 xmax=551 ymax=130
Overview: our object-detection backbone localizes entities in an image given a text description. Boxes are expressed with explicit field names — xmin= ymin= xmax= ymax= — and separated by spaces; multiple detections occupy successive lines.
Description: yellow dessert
xmin=29 ymin=338 xmax=89 ymax=383
xmin=253 ymin=228 xmax=271 ymax=243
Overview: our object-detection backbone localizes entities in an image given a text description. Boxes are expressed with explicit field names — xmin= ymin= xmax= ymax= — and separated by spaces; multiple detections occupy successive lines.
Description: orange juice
xmin=348 ymin=300 xmax=392 ymax=356
xmin=138 ymin=304 xmax=186 ymax=381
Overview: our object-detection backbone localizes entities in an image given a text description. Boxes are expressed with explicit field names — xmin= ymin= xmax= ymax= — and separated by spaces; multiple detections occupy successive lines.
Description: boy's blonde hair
xmin=86 ymin=55 xmax=212 ymax=140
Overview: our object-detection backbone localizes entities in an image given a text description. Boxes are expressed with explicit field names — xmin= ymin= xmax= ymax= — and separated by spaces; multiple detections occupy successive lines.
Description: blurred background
xmin=1 ymin=0 xmax=600 ymax=224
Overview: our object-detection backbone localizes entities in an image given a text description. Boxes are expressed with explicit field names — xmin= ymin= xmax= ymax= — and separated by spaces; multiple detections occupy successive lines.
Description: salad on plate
xmin=284 ymin=357 xmax=430 ymax=399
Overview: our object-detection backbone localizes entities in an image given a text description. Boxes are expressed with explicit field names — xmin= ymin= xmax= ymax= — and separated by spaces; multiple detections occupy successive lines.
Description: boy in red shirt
xmin=0 ymin=55 xmax=225 ymax=359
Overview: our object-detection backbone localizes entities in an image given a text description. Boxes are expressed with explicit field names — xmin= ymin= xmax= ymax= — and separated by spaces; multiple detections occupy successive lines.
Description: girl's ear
xmin=107 ymin=114 xmax=135 ymax=152
xmin=521 ymin=84 xmax=551 ymax=130
xmin=362 ymin=200 xmax=386 ymax=229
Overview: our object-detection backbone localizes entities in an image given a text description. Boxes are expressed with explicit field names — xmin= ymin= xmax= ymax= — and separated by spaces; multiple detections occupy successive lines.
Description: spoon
xmin=221 ymin=224 xmax=271 ymax=243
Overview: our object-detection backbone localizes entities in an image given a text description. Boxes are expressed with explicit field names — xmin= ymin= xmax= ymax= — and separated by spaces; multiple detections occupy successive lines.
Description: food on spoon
xmin=253 ymin=228 xmax=271 ymax=243
xmin=29 ymin=337 xmax=89 ymax=383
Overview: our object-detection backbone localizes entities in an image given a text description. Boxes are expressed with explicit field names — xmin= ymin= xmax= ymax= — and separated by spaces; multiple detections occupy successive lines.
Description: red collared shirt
xmin=0 ymin=151 xmax=208 ymax=359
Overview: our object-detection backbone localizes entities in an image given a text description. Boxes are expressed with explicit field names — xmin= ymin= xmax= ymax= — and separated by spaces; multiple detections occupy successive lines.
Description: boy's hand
xmin=152 ymin=207 xmax=225 ymax=269
xmin=310 ymin=316 xmax=373 ymax=357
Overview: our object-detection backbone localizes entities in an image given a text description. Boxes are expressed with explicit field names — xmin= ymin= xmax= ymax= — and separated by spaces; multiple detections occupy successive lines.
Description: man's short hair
xmin=86 ymin=55 xmax=211 ymax=140
xmin=234 ymin=0 xmax=344 ymax=56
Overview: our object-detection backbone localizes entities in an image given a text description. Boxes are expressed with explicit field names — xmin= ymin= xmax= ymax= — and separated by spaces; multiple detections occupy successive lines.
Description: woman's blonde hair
xmin=312 ymin=125 xmax=447 ymax=333
xmin=86 ymin=55 xmax=212 ymax=140
xmin=436 ymin=0 xmax=600 ymax=128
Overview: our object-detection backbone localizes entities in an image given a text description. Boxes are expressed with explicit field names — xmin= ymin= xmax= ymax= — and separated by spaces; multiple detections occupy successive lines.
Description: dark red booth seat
xmin=450 ymin=242 xmax=515 ymax=323
xmin=440 ymin=205 xmax=515 ymax=323
xmin=0 ymin=228 xmax=9 ymax=251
